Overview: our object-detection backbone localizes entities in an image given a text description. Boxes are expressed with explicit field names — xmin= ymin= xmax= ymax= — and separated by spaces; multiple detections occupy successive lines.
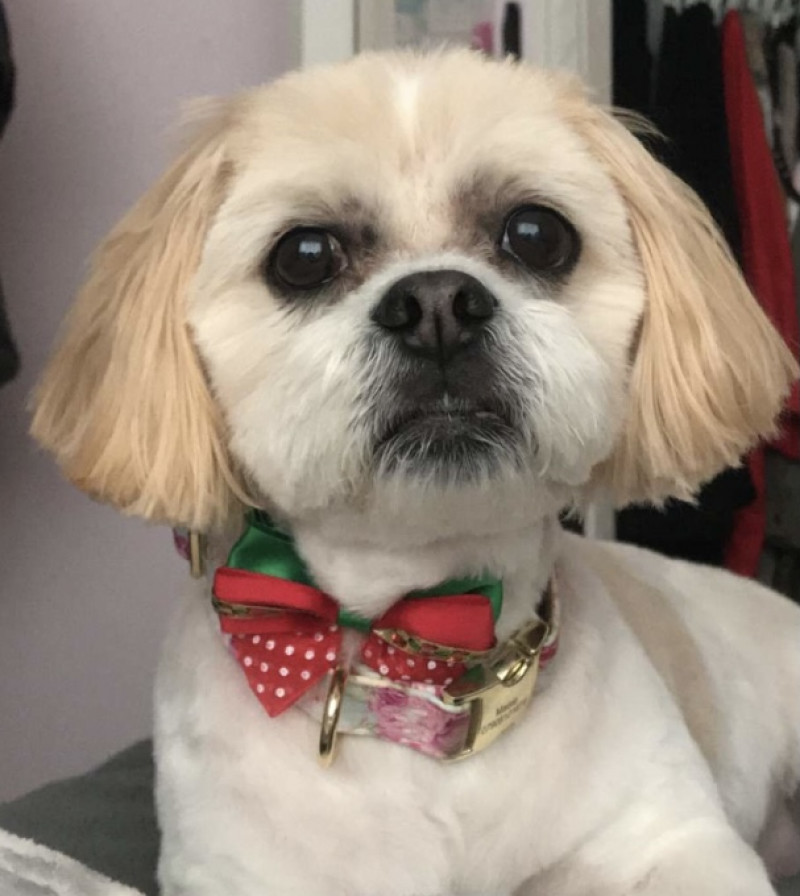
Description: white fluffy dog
xmin=32 ymin=51 xmax=800 ymax=895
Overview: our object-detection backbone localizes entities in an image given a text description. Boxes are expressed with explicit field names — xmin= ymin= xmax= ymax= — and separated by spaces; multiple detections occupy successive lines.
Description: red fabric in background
xmin=722 ymin=11 xmax=800 ymax=576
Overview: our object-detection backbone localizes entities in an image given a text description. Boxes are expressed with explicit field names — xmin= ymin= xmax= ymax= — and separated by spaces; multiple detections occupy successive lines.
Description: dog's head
xmin=31 ymin=51 xmax=797 ymax=535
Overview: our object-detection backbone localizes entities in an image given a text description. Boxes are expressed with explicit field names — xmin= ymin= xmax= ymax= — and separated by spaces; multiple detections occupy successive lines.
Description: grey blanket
xmin=0 ymin=830 xmax=143 ymax=896
xmin=1 ymin=741 xmax=798 ymax=895
xmin=0 ymin=742 xmax=157 ymax=896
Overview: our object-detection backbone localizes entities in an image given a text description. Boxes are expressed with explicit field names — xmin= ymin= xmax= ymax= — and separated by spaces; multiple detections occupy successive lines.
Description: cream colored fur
xmin=31 ymin=51 xmax=800 ymax=895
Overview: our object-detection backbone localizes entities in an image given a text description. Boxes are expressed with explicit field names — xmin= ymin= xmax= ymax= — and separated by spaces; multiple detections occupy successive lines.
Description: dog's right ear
xmin=31 ymin=99 xmax=244 ymax=531
xmin=571 ymin=101 xmax=798 ymax=505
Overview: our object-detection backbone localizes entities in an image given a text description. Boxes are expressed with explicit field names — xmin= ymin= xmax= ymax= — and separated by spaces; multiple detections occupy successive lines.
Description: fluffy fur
xmin=31 ymin=51 xmax=800 ymax=895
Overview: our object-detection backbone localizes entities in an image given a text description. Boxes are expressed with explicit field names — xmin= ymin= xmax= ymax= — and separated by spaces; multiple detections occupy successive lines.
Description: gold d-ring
xmin=189 ymin=531 xmax=205 ymax=579
xmin=318 ymin=667 xmax=347 ymax=767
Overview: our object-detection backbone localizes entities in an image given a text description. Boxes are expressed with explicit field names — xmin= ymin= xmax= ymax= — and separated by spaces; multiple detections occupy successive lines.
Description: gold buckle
xmin=313 ymin=618 xmax=549 ymax=766
xmin=442 ymin=618 xmax=549 ymax=760
xmin=318 ymin=667 xmax=347 ymax=767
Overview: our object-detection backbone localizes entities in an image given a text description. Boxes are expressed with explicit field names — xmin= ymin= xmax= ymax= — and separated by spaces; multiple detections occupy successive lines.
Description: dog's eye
xmin=501 ymin=206 xmax=579 ymax=274
xmin=269 ymin=228 xmax=347 ymax=290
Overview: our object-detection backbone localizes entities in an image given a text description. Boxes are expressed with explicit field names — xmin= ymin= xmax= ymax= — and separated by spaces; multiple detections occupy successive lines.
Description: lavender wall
xmin=0 ymin=1 xmax=293 ymax=801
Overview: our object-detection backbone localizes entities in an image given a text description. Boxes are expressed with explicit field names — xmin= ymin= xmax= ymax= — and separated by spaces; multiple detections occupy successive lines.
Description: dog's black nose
xmin=371 ymin=270 xmax=496 ymax=362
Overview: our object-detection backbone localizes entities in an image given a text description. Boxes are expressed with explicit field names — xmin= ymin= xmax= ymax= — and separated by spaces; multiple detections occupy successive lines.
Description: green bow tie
xmin=223 ymin=510 xmax=503 ymax=631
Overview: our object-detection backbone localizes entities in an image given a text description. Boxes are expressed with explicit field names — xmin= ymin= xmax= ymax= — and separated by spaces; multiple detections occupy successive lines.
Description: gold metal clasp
xmin=211 ymin=597 xmax=284 ymax=619
xmin=442 ymin=618 xmax=549 ymax=760
xmin=318 ymin=667 xmax=347 ymax=767
xmin=372 ymin=627 xmax=492 ymax=664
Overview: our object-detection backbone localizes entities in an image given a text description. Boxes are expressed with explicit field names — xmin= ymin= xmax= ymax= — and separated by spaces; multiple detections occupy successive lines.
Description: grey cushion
xmin=0 ymin=742 xmax=158 ymax=896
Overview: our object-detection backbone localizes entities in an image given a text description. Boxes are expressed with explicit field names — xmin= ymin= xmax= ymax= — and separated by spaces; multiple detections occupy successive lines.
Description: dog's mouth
xmin=379 ymin=404 xmax=509 ymax=440
xmin=374 ymin=399 xmax=523 ymax=477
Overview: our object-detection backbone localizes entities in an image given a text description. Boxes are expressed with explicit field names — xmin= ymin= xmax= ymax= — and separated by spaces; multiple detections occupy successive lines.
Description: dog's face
xmin=188 ymin=55 xmax=639 ymax=522
xmin=31 ymin=52 xmax=797 ymax=535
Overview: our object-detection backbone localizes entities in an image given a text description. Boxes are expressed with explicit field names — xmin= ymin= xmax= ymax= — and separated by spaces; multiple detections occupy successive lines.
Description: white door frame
xmin=292 ymin=0 xmax=356 ymax=67
xmin=294 ymin=0 xmax=611 ymax=101
xmin=511 ymin=0 xmax=611 ymax=102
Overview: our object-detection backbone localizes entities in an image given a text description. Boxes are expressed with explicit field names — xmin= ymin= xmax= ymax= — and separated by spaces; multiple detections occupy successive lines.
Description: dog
xmin=31 ymin=50 xmax=800 ymax=895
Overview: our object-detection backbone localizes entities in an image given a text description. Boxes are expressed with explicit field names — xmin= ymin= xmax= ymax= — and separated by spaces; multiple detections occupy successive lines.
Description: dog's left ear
xmin=31 ymin=100 xmax=244 ymax=530
xmin=573 ymin=104 xmax=799 ymax=505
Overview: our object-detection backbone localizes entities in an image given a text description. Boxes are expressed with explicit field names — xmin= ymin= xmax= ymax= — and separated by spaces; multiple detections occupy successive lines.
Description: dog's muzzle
xmin=368 ymin=269 xmax=526 ymax=476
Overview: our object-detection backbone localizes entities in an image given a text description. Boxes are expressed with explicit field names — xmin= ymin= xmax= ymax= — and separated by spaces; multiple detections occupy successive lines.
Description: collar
xmin=209 ymin=512 xmax=559 ymax=765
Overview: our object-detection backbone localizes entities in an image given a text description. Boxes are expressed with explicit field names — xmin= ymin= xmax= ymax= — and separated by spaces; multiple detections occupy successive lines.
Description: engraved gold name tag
xmin=442 ymin=652 xmax=541 ymax=759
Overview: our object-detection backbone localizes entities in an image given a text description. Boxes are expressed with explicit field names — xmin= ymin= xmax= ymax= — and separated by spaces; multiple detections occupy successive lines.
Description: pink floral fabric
xmin=369 ymin=685 xmax=471 ymax=757
xmin=302 ymin=668 xmax=472 ymax=760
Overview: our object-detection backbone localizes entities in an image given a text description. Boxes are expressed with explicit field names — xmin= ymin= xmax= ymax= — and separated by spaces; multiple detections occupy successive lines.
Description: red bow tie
xmin=213 ymin=567 xmax=496 ymax=717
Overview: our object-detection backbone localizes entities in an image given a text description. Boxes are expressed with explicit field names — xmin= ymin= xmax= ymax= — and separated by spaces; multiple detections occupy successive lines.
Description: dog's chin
xmin=374 ymin=405 xmax=525 ymax=482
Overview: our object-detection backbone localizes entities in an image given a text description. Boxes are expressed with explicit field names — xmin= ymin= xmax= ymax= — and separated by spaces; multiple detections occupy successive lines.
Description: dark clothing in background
xmin=0 ymin=1 xmax=17 ymax=387
xmin=0 ymin=3 xmax=13 ymax=134
xmin=722 ymin=10 xmax=800 ymax=576
xmin=616 ymin=469 xmax=756 ymax=568
xmin=724 ymin=10 xmax=800 ymax=446
xmin=612 ymin=0 xmax=651 ymax=116
xmin=0 ymin=297 xmax=16 ymax=385
xmin=502 ymin=3 xmax=521 ymax=60
xmin=650 ymin=4 xmax=743 ymax=262
xmin=613 ymin=0 xmax=756 ymax=567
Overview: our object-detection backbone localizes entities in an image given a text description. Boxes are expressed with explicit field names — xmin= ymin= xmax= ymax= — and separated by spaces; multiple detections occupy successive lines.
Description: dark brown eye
xmin=269 ymin=228 xmax=346 ymax=290
xmin=501 ymin=206 xmax=579 ymax=274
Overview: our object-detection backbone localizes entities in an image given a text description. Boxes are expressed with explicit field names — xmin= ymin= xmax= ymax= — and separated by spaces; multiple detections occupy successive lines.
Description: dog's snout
xmin=371 ymin=270 xmax=496 ymax=362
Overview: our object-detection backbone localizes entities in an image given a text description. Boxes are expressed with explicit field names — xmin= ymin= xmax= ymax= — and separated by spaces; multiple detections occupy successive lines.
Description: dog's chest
xmin=154 ymin=571 xmax=619 ymax=895
xmin=155 ymin=544 xmax=786 ymax=896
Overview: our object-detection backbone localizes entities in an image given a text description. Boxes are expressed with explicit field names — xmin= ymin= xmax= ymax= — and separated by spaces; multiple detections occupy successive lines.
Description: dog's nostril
xmin=452 ymin=286 xmax=496 ymax=323
xmin=372 ymin=290 xmax=422 ymax=331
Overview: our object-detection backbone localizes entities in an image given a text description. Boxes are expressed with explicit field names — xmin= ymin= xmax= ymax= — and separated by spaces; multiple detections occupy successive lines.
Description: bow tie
xmin=212 ymin=512 xmax=503 ymax=717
